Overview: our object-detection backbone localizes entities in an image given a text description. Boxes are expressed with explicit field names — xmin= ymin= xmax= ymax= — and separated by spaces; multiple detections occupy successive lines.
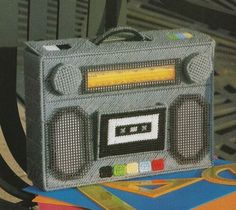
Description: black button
xmin=99 ymin=166 xmax=113 ymax=178
xmin=56 ymin=44 xmax=71 ymax=50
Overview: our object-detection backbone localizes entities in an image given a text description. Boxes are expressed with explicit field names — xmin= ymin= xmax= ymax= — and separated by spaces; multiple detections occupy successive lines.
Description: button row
xmin=99 ymin=159 xmax=164 ymax=178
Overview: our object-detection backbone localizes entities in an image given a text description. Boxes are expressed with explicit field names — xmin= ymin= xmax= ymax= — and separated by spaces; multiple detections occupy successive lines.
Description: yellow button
xmin=183 ymin=32 xmax=193 ymax=39
xmin=127 ymin=162 xmax=139 ymax=175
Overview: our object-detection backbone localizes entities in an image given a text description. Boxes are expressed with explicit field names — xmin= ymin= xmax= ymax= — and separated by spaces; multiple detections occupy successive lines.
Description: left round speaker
xmin=51 ymin=64 xmax=82 ymax=95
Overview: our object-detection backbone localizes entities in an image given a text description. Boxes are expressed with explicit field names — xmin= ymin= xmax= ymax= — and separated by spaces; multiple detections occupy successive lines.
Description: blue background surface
xmin=25 ymin=160 xmax=236 ymax=210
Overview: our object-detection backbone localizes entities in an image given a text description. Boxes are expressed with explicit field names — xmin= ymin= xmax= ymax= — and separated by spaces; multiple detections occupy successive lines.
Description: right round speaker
xmin=185 ymin=53 xmax=213 ymax=83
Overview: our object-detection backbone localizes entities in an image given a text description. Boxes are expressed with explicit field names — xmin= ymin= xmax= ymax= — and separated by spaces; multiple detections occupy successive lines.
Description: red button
xmin=151 ymin=159 xmax=164 ymax=171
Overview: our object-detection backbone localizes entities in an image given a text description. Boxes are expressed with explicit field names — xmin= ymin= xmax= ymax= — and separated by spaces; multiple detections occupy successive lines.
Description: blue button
xmin=139 ymin=161 xmax=151 ymax=173
xmin=176 ymin=33 xmax=186 ymax=40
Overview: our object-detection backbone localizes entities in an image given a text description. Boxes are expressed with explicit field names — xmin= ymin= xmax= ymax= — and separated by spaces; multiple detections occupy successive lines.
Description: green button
xmin=113 ymin=164 xmax=126 ymax=176
xmin=167 ymin=33 xmax=179 ymax=40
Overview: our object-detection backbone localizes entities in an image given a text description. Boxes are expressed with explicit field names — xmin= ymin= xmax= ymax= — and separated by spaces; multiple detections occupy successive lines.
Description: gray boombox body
xmin=24 ymin=27 xmax=215 ymax=191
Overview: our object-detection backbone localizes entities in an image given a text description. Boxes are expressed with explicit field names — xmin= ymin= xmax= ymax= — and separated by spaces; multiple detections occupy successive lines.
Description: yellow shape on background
xmin=78 ymin=185 xmax=135 ymax=210
xmin=202 ymin=163 xmax=236 ymax=186
xmin=34 ymin=163 xmax=236 ymax=210
xmin=103 ymin=178 xmax=202 ymax=198
xmin=183 ymin=32 xmax=193 ymax=39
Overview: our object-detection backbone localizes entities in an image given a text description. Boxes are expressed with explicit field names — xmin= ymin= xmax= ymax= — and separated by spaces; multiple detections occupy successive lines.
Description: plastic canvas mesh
xmin=47 ymin=107 xmax=92 ymax=180
xmin=51 ymin=64 xmax=82 ymax=95
xmin=83 ymin=59 xmax=180 ymax=93
xmin=170 ymin=95 xmax=209 ymax=164
xmin=24 ymin=28 xmax=215 ymax=190
xmin=186 ymin=54 xmax=212 ymax=83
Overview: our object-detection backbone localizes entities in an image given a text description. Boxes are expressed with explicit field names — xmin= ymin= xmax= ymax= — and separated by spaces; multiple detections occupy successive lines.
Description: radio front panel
xmin=24 ymin=28 xmax=215 ymax=190
xmin=42 ymin=85 xmax=212 ymax=189
xmin=40 ymin=42 xmax=212 ymax=103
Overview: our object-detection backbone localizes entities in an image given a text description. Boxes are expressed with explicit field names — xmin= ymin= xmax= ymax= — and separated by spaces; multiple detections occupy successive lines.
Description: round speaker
xmin=185 ymin=53 xmax=213 ymax=83
xmin=51 ymin=64 xmax=82 ymax=95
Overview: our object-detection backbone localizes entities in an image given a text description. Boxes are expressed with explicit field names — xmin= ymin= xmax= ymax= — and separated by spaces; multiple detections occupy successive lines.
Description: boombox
xmin=24 ymin=27 xmax=215 ymax=191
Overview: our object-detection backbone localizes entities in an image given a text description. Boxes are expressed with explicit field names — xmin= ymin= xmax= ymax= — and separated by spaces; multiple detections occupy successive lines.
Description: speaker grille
xmin=170 ymin=95 xmax=209 ymax=164
xmin=48 ymin=107 xmax=92 ymax=180
xmin=186 ymin=54 xmax=212 ymax=83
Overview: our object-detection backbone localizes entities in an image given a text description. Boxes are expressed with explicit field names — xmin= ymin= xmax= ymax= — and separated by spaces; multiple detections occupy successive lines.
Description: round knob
xmin=185 ymin=54 xmax=213 ymax=83
xmin=51 ymin=64 xmax=82 ymax=95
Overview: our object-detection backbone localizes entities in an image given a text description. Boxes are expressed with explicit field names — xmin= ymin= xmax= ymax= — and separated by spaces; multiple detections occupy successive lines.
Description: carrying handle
xmin=93 ymin=26 xmax=151 ymax=45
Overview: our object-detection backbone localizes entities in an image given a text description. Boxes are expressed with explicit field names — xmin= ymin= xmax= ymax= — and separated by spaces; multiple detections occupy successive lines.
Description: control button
xmin=127 ymin=162 xmax=139 ymax=175
xmin=176 ymin=33 xmax=186 ymax=40
xmin=151 ymin=159 xmax=164 ymax=171
xmin=167 ymin=32 xmax=193 ymax=40
xmin=43 ymin=44 xmax=71 ymax=51
xmin=184 ymin=53 xmax=213 ymax=83
xmin=182 ymin=32 xmax=193 ymax=39
xmin=113 ymin=164 xmax=126 ymax=176
xmin=43 ymin=45 xmax=60 ymax=51
xmin=51 ymin=64 xmax=82 ymax=95
xmin=139 ymin=161 xmax=151 ymax=173
xmin=99 ymin=166 xmax=113 ymax=178
xmin=56 ymin=44 xmax=71 ymax=50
